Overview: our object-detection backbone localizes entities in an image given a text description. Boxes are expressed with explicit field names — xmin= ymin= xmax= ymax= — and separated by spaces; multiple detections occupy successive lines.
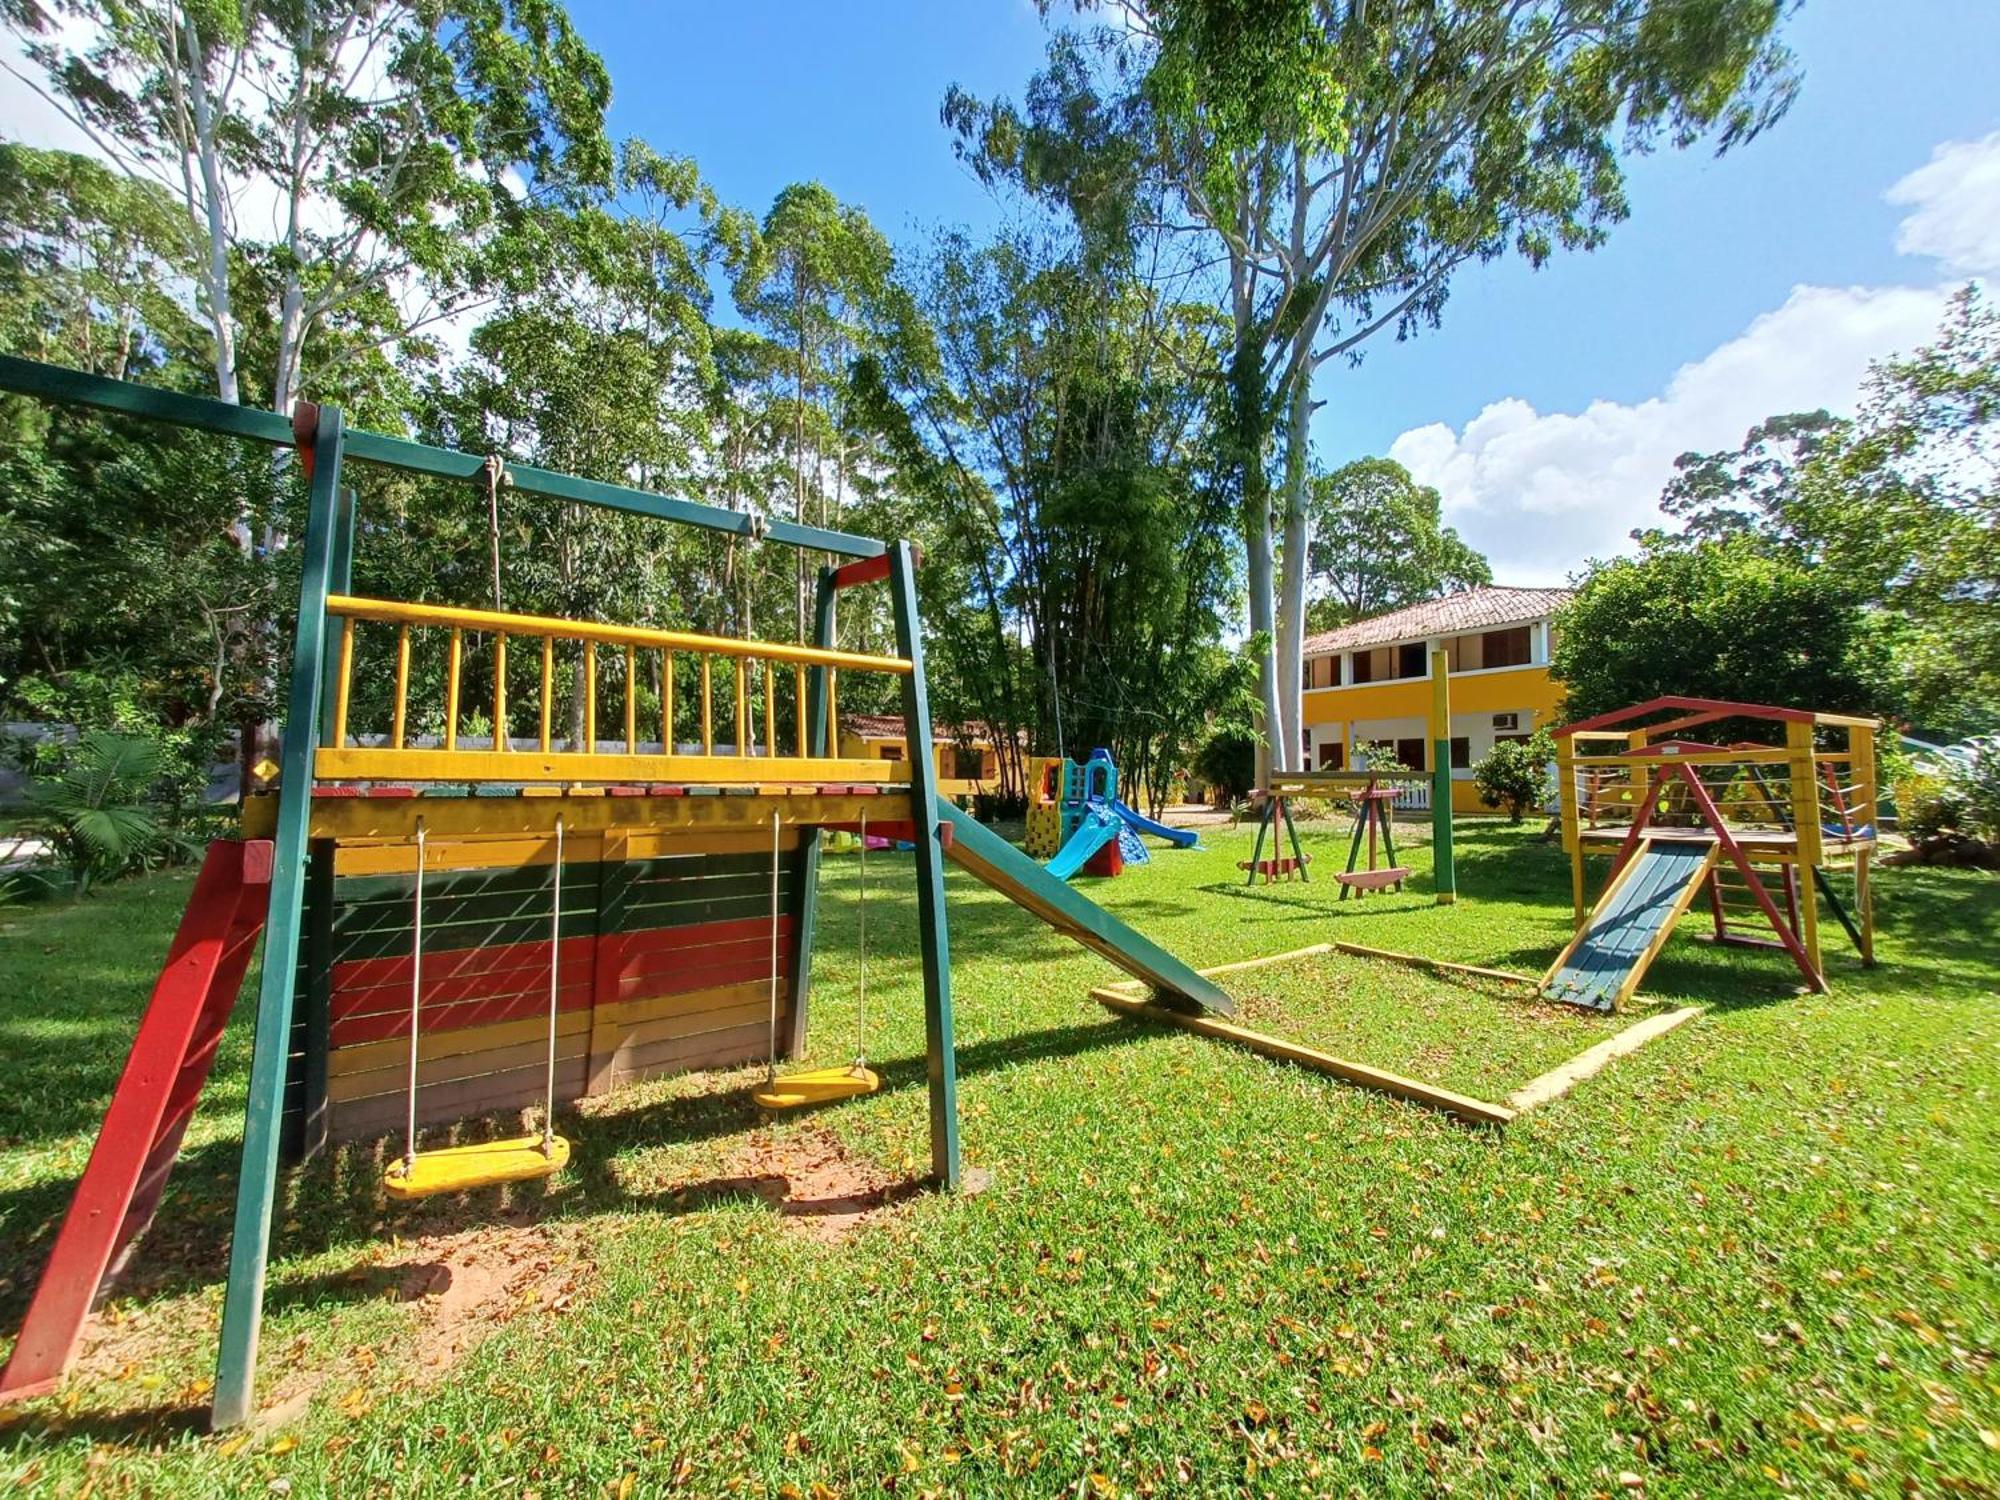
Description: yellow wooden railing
xmin=318 ymin=595 xmax=912 ymax=786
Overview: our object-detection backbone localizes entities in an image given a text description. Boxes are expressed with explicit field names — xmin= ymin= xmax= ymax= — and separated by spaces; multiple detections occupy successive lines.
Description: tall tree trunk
xmin=1275 ymin=357 xmax=1314 ymax=774
xmin=174 ymin=12 xmax=238 ymax=407
xmin=1233 ymin=309 xmax=1280 ymax=792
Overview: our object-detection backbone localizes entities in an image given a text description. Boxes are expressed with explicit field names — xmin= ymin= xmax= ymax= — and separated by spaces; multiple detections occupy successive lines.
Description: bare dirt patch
xmin=681 ymin=1126 xmax=923 ymax=1244
xmin=390 ymin=1222 xmax=594 ymax=1381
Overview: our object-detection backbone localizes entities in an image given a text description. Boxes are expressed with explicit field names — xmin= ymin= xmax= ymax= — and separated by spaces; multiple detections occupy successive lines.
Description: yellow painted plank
xmin=1506 ymin=1006 xmax=1704 ymax=1113
xmin=313 ymin=747 xmax=910 ymax=784
xmin=329 ymin=593 xmax=912 ymax=675
xmin=285 ymin=792 xmax=908 ymax=845
xmin=1091 ymin=988 xmax=1515 ymax=1126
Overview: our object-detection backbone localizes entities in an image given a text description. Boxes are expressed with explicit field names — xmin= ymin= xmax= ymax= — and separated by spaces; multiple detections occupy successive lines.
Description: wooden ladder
xmin=0 ymin=839 xmax=271 ymax=1404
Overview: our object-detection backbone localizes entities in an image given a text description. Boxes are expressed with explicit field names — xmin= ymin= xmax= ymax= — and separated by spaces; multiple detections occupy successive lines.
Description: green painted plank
xmin=938 ymin=803 xmax=1236 ymax=1019
xmin=212 ymin=408 xmax=346 ymax=1430
xmin=0 ymin=354 xmax=886 ymax=559
xmin=890 ymin=543 xmax=960 ymax=1188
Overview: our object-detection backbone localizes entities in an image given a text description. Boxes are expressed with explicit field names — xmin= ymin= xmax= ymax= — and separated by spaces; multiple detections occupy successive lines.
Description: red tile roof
xmin=842 ymin=713 xmax=996 ymax=745
xmin=1303 ymin=586 xmax=1573 ymax=656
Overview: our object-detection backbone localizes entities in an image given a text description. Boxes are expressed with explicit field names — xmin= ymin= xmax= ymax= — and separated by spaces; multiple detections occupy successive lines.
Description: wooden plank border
xmin=1506 ymin=1007 xmax=1705 ymax=1114
xmin=1090 ymin=988 xmax=1515 ymax=1127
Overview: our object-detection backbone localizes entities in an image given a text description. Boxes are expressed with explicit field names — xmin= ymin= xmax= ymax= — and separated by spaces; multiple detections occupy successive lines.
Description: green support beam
xmin=211 ymin=408 xmax=347 ymax=1430
xmin=1430 ymin=648 xmax=1456 ymax=906
xmin=888 ymin=543 xmax=961 ymax=1189
xmin=0 ymin=354 xmax=885 ymax=560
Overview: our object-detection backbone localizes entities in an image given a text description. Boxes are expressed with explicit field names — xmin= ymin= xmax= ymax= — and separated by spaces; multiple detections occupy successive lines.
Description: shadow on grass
xmin=0 ymin=1017 xmax=1149 ymax=1336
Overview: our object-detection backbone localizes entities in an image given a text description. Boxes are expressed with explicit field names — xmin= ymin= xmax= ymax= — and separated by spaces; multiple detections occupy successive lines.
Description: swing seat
xmin=382 ymin=1133 xmax=570 ymax=1201
xmin=752 ymin=1065 xmax=880 ymax=1111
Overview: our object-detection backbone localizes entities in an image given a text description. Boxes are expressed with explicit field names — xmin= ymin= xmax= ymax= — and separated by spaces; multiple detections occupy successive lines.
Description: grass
xmin=0 ymin=817 xmax=1995 ymax=1497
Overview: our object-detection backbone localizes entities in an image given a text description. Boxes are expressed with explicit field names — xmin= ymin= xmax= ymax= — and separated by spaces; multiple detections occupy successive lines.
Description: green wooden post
xmin=784 ymin=567 xmax=839 ymax=1056
xmin=1280 ymin=796 xmax=1309 ymax=881
xmin=1244 ymin=796 xmax=1273 ymax=885
xmin=316 ymin=487 xmax=356 ymax=743
xmin=887 ymin=543 xmax=960 ymax=1188
xmin=1429 ymin=648 xmax=1456 ymax=906
xmin=212 ymin=407 xmax=346 ymax=1430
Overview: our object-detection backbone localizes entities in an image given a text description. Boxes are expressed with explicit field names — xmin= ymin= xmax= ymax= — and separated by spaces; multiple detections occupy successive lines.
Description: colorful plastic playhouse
xmin=1026 ymin=748 xmax=1201 ymax=879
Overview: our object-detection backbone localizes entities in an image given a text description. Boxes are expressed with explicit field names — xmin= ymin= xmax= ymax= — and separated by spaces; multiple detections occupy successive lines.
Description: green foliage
xmin=11 ymin=730 xmax=190 ymax=895
xmin=1192 ymin=721 xmax=1255 ymax=801
xmin=1905 ymin=739 xmax=2000 ymax=842
xmin=1640 ymin=289 xmax=1999 ymax=735
xmin=1305 ymin=457 xmax=1491 ymax=631
xmin=1553 ymin=537 xmax=1891 ymax=724
xmin=1473 ymin=727 xmax=1556 ymax=824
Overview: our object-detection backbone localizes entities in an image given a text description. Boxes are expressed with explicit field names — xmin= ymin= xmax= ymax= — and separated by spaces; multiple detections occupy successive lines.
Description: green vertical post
xmin=1429 ymin=648 xmax=1455 ymax=906
xmin=212 ymin=407 xmax=346 ymax=1430
xmin=887 ymin=542 xmax=960 ymax=1188
xmin=784 ymin=566 xmax=839 ymax=1056
xmin=315 ymin=486 xmax=357 ymax=743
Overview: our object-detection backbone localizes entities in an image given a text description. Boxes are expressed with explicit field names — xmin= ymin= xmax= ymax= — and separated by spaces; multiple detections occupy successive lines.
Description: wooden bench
xmin=1333 ymin=866 xmax=1411 ymax=897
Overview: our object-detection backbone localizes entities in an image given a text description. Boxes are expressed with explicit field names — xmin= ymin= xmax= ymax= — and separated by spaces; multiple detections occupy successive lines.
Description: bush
xmin=1194 ymin=725 xmax=1256 ymax=803
xmin=1893 ymin=738 xmax=2000 ymax=844
xmin=1474 ymin=729 xmax=1555 ymax=824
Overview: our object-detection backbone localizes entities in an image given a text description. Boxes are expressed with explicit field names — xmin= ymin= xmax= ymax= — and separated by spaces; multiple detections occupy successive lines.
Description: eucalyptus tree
xmin=415 ymin=144 xmax=748 ymax=743
xmin=3 ymin=0 xmax=614 ymax=418
xmin=949 ymin=0 xmax=1801 ymax=778
xmin=730 ymin=183 xmax=901 ymax=637
xmin=857 ymin=226 xmax=1240 ymax=806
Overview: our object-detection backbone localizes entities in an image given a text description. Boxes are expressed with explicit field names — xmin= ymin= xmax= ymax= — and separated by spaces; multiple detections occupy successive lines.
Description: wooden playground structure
xmin=1546 ymin=697 xmax=1879 ymax=1010
xmin=0 ymin=354 xmax=1237 ymax=1427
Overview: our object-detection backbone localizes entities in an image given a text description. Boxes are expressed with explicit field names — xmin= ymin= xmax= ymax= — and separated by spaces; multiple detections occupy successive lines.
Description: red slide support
xmin=0 ymin=839 xmax=272 ymax=1404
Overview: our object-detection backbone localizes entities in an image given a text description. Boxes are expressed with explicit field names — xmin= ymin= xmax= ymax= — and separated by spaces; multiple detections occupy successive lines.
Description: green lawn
xmin=1 ymin=818 xmax=1995 ymax=1497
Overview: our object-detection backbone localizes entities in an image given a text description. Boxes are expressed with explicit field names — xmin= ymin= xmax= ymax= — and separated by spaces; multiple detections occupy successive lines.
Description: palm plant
xmin=22 ymin=731 xmax=177 ymax=895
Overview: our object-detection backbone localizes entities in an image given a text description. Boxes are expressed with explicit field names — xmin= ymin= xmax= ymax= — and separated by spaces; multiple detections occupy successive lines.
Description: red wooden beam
xmin=1554 ymin=695 xmax=1818 ymax=738
xmin=828 ymin=544 xmax=921 ymax=592
xmin=1 ymin=839 xmax=272 ymax=1405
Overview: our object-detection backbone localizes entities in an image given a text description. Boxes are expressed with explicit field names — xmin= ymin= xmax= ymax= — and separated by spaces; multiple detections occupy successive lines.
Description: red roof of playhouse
xmin=841 ymin=713 xmax=998 ymax=744
xmin=1302 ymin=585 xmax=1574 ymax=656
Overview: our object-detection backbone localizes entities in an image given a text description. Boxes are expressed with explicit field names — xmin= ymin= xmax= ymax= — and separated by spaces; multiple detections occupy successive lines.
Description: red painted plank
xmin=828 ymin=553 xmax=893 ymax=591
xmin=0 ymin=839 xmax=271 ymax=1405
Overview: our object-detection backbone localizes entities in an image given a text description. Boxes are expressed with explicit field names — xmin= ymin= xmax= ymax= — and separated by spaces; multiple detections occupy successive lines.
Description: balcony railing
xmin=317 ymin=595 xmax=914 ymax=786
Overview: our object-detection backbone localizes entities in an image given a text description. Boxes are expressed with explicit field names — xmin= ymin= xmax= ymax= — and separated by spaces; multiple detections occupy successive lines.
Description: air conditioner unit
xmin=1491 ymin=712 xmax=1520 ymax=731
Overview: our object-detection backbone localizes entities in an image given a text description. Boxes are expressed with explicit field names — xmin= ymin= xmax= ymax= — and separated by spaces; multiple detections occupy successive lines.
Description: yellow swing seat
xmin=383 ymin=1133 xmax=570 ymax=1201
xmin=752 ymin=1066 xmax=880 ymax=1111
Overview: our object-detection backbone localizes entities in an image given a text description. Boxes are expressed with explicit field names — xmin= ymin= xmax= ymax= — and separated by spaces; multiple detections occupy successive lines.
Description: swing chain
xmin=481 ymin=454 xmax=511 ymax=613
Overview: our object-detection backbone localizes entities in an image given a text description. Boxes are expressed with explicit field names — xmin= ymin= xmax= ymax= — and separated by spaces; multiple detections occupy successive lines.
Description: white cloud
xmin=1392 ymin=132 xmax=2000 ymax=586
xmin=1890 ymin=130 xmax=2000 ymax=275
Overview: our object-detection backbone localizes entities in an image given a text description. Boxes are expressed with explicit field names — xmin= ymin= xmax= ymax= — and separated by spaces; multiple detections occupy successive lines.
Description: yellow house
xmin=1301 ymin=585 xmax=1572 ymax=813
xmin=837 ymin=713 xmax=998 ymax=786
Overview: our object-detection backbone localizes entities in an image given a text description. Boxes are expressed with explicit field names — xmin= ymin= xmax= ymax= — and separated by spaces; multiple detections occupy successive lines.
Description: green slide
xmin=938 ymin=803 xmax=1234 ymax=1016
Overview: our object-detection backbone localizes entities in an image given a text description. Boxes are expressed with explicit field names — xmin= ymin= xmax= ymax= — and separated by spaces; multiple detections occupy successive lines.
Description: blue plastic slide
xmin=1111 ymin=797 xmax=1202 ymax=850
xmin=1046 ymin=806 xmax=1123 ymax=880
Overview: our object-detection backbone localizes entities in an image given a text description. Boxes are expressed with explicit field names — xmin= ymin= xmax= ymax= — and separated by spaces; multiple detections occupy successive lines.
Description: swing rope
xmin=854 ymin=811 xmax=868 ymax=1072
xmin=402 ymin=817 xmax=427 ymax=1178
xmin=542 ymin=818 xmax=563 ymax=1154
xmin=766 ymin=810 xmax=781 ymax=1085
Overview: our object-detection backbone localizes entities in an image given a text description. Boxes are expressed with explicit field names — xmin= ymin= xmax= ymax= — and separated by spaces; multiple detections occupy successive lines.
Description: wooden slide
xmin=937 ymin=803 xmax=1234 ymax=1016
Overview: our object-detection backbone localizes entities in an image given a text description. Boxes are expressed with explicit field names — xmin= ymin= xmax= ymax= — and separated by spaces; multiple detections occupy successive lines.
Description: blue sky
xmin=571 ymin=0 xmax=2000 ymax=583
xmin=5 ymin=2 xmax=1992 ymax=582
